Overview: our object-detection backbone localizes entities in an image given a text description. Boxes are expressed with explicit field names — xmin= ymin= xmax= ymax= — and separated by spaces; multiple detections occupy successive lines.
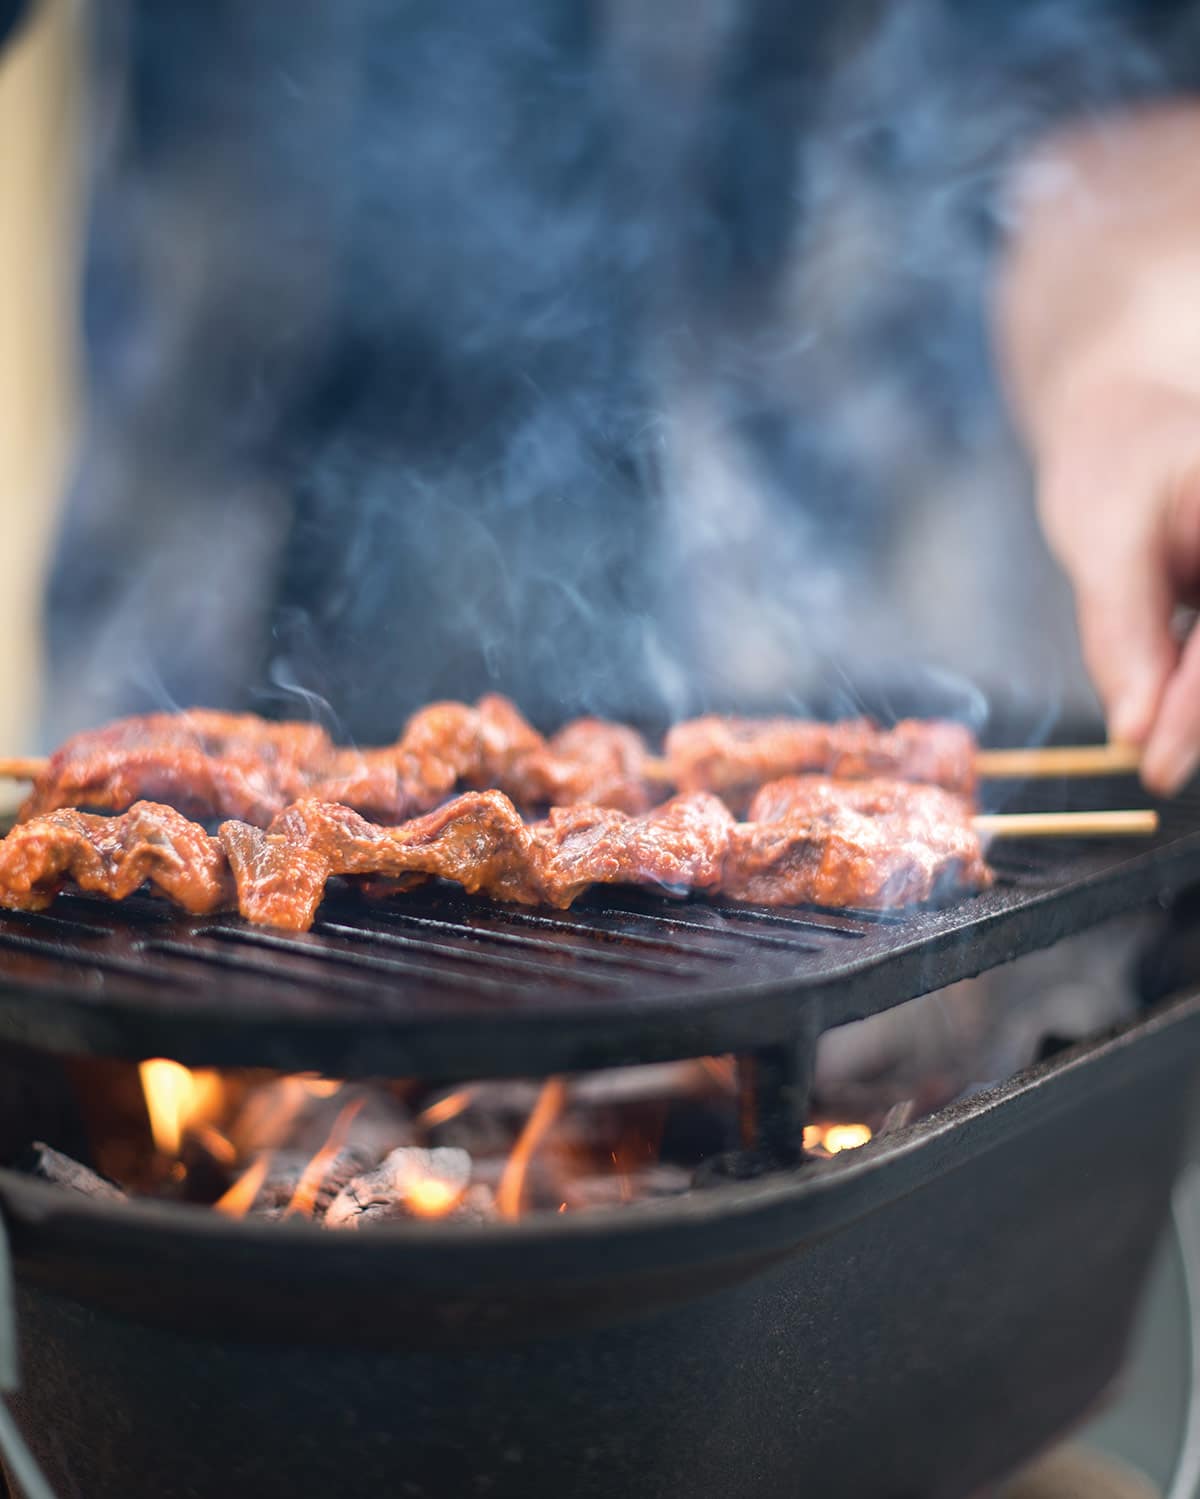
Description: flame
xmin=416 ymin=1088 xmax=477 ymax=1128
xmin=232 ymin=1075 xmax=342 ymax=1157
xmin=496 ymin=1077 xmax=567 ymax=1220
xmin=284 ymin=1097 xmax=366 ymax=1218
xmin=215 ymin=1152 xmax=273 ymax=1217
xmin=193 ymin=1124 xmax=237 ymax=1166
xmin=803 ymin=1122 xmax=872 ymax=1155
xmin=139 ymin=1059 xmax=225 ymax=1157
xmin=299 ymin=1074 xmax=342 ymax=1098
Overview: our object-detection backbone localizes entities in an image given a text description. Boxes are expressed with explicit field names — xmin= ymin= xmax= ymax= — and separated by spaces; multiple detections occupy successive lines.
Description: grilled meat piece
xmin=0 ymin=779 xmax=990 ymax=929
xmin=726 ymin=775 xmax=991 ymax=908
xmin=0 ymin=802 xmax=232 ymax=914
xmin=665 ymin=716 xmax=977 ymax=808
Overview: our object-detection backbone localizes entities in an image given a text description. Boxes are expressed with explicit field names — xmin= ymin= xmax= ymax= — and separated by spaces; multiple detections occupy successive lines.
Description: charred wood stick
xmin=22 ymin=1142 xmax=127 ymax=1202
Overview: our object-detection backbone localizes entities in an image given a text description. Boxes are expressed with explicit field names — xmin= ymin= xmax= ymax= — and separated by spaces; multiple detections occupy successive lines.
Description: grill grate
xmin=0 ymin=780 xmax=1197 ymax=1077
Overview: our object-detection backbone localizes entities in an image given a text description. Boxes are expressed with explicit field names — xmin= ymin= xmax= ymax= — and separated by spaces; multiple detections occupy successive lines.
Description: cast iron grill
xmin=0 ymin=777 xmax=1195 ymax=1087
xmin=2 ymin=774 xmax=1200 ymax=1499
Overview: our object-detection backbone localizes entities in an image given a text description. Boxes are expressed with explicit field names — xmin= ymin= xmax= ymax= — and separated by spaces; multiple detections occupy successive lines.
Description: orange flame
xmin=139 ymin=1059 xmax=225 ymax=1157
xmin=496 ymin=1077 xmax=567 ymax=1220
xmin=214 ymin=1152 xmax=274 ymax=1217
xmin=193 ymin=1124 xmax=237 ymax=1166
xmin=284 ymin=1097 xmax=366 ymax=1218
xmin=416 ymin=1088 xmax=476 ymax=1128
xmin=299 ymin=1074 xmax=342 ymax=1098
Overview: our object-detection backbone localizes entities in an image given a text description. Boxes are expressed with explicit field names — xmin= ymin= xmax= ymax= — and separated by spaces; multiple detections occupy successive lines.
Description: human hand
xmin=1033 ymin=369 xmax=1200 ymax=794
xmin=994 ymin=104 xmax=1200 ymax=794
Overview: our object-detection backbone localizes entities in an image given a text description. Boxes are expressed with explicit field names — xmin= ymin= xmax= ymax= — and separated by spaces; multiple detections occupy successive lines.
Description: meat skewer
xmin=2 ymin=698 xmax=654 ymax=825
xmin=0 ymin=700 xmax=1143 ymax=827
xmin=0 ymin=779 xmax=1156 ymax=932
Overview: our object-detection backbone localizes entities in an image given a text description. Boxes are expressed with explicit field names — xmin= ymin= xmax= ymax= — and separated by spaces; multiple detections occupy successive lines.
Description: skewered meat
xmin=725 ymin=776 xmax=990 ymax=908
xmin=0 ymin=778 xmax=990 ymax=930
xmin=665 ymin=716 xmax=977 ymax=808
xmin=14 ymin=698 xmax=978 ymax=826
xmin=0 ymin=802 xmax=232 ymax=914
xmin=19 ymin=697 xmax=656 ymax=825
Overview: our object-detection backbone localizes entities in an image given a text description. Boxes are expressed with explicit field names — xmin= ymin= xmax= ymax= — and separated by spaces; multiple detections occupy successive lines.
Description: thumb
xmin=1069 ymin=536 xmax=1178 ymax=746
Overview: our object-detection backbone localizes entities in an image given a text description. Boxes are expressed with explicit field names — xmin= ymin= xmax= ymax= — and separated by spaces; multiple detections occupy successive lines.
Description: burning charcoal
xmin=324 ymin=1146 xmax=473 ymax=1230
xmin=23 ymin=1142 xmax=127 ymax=1202
xmin=248 ymin=1145 xmax=380 ymax=1221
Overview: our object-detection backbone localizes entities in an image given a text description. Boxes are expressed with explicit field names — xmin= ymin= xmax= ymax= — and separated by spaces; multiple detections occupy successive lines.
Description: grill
xmin=0 ymin=777 xmax=1192 ymax=1082
xmin=1 ymin=763 xmax=1199 ymax=1498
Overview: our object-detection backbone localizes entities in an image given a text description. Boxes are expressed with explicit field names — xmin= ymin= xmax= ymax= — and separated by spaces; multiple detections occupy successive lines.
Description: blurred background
xmin=0 ymin=0 xmax=77 ymax=763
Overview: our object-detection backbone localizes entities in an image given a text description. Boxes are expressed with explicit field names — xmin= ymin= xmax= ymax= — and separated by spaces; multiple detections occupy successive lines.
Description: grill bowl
xmin=2 ymin=986 xmax=1197 ymax=1499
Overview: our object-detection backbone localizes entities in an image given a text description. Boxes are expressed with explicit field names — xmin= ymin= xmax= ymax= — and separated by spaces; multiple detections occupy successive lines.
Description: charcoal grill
xmin=0 ymin=767 xmax=1198 ymax=1498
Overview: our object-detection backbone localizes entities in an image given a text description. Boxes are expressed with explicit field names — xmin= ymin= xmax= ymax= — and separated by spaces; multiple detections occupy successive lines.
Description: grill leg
xmin=735 ymin=1013 xmax=818 ymax=1169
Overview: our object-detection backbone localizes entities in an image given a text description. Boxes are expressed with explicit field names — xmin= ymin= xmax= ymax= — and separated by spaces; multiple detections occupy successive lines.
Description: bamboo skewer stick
xmin=974 ymin=742 xmax=1141 ymax=778
xmin=0 ymin=757 xmax=47 ymax=780
xmin=0 ymin=746 xmax=1150 ymax=797
xmin=974 ymin=809 xmax=1158 ymax=838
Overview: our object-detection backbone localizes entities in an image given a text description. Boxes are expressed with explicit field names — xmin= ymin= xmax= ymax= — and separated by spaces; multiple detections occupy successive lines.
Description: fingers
xmin=1069 ymin=547 xmax=1178 ymax=749
xmin=1143 ymin=621 xmax=1200 ymax=793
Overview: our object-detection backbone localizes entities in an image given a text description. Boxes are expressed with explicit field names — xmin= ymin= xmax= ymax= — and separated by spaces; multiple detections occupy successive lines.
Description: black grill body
xmin=1 ymin=986 xmax=1198 ymax=1499
xmin=0 ymin=753 xmax=1197 ymax=1497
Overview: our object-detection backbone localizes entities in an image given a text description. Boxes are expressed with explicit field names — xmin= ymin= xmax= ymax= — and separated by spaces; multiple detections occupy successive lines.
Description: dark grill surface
xmin=0 ymin=780 xmax=1196 ymax=1077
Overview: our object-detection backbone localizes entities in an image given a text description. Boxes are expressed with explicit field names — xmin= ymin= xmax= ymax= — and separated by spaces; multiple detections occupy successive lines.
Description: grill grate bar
xmin=144 ymin=936 xmax=521 ymax=998
xmin=314 ymin=921 xmax=662 ymax=984
xmin=323 ymin=907 xmax=725 ymax=971
xmin=520 ymin=906 xmax=827 ymax=953
xmin=411 ymin=900 xmax=772 ymax=957
xmin=0 ymin=929 xmax=185 ymax=985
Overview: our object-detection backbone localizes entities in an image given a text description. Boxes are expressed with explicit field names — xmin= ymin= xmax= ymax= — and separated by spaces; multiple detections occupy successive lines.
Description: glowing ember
xmin=404 ymin=1175 xmax=464 ymax=1218
xmin=803 ymin=1122 xmax=873 ymax=1155
xmin=215 ymin=1152 xmax=274 ymax=1217
xmin=496 ymin=1077 xmax=567 ymax=1220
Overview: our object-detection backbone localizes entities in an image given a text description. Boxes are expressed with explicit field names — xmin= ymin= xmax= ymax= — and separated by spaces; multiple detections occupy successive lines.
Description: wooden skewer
xmin=973 ymin=809 xmax=1158 ymax=838
xmin=0 ymin=757 xmax=47 ymax=781
xmin=0 ymin=743 xmax=1149 ymax=791
xmin=975 ymin=742 xmax=1141 ymax=778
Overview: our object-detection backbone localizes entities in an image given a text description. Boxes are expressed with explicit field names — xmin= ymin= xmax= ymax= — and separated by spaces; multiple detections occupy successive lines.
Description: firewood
xmin=23 ymin=1142 xmax=127 ymax=1202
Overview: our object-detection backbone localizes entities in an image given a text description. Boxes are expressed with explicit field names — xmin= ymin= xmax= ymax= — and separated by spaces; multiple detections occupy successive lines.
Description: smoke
xmin=40 ymin=0 xmax=1200 ymax=741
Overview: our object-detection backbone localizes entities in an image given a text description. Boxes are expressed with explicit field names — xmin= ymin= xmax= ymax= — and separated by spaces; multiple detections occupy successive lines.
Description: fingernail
xmin=1143 ymin=738 xmax=1200 ymax=797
